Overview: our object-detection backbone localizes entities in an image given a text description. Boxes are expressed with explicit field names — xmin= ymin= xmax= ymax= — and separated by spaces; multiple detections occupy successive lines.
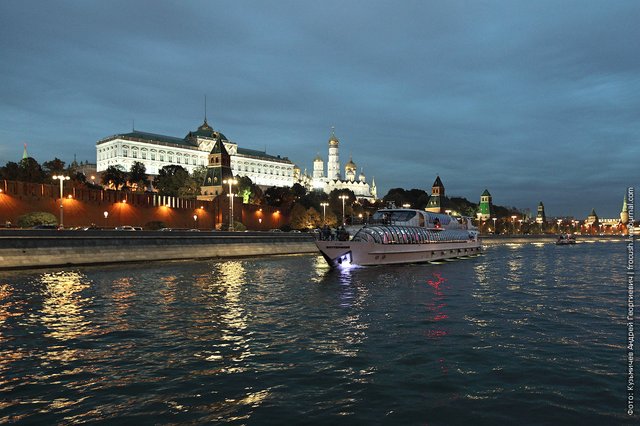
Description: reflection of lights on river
xmin=39 ymin=271 xmax=93 ymax=341
xmin=201 ymin=261 xmax=252 ymax=366
xmin=425 ymin=272 xmax=448 ymax=338
xmin=108 ymin=277 xmax=136 ymax=330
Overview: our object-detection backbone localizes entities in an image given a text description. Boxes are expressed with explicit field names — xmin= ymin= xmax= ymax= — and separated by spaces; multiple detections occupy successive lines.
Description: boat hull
xmin=315 ymin=239 xmax=482 ymax=267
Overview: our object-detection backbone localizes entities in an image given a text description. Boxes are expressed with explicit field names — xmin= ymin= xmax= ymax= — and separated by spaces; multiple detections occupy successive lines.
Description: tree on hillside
xmin=101 ymin=165 xmax=127 ymax=190
xmin=291 ymin=182 xmax=307 ymax=200
xmin=237 ymin=176 xmax=263 ymax=204
xmin=383 ymin=188 xmax=407 ymax=207
xmin=328 ymin=189 xmax=356 ymax=218
xmin=298 ymin=189 xmax=329 ymax=211
xmin=264 ymin=186 xmax=297 ymax=211
xmin=177 ymin=174 xmax=201 ymax=199
xmin=290 ymin=205 xmax=322 ymax=230
xmin=19 ymin=158 xmax=47 ymax=183
xmin=128 ymin=161 xmax=148 ymax=191
xmin=382 ymin=188 xmax=429 ymax=209
xmin=154 ymin=165 xmax=190 ymax=197
xmin=42 ymin=158 xmax=66 ymax=177
xmin=191 ymin=165 xmax=207 ymax=187
xmin=0 ymin=161 xmax=21 ymax=181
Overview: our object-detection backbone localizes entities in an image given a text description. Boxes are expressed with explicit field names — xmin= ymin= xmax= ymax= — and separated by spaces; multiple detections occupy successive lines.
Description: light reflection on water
xmin=0 ymin=240 xmax=632 ymax=424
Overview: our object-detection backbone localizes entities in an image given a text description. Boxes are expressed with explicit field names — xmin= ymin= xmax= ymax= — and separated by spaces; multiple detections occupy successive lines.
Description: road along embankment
xmin=0 ymin=230 xmax=318 ymax=270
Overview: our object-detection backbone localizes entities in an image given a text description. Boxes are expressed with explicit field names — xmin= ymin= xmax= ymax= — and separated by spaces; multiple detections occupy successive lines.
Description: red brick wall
xmin=0 ymin=180 xmax=288 ymax=230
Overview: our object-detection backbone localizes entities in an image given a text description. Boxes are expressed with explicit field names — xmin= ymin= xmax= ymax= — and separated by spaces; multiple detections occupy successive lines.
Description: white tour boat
xmin=556 ymin=234 xmax=577 ymax=245
xmin=315 ymin=208 xmax=481 ymax=267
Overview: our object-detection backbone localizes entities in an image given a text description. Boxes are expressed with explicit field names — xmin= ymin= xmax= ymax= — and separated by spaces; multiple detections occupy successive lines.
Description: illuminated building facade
xmin=96 ymin=119 xmax=295 ymax=188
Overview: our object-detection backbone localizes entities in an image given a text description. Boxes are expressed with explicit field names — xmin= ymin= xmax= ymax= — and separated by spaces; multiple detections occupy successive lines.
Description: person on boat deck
xmin=321 ymin=224 xmax=331 ymax=241
xmin=434 ymin=218 xmax=441 ymax=229
xmin=337 ymin=226 xmax=349 ymax=241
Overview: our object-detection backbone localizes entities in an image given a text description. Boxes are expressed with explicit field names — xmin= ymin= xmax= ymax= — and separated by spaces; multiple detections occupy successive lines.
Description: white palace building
xmin=96 ymin=118 xmax=295 ymax=188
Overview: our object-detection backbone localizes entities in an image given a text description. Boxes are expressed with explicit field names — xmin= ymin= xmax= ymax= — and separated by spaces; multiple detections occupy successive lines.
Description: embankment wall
xmin=0 ymin=230 xmax=317 ymax=269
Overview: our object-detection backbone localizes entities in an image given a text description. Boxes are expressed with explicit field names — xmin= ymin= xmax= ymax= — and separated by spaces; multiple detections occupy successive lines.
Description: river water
xmin=0 ymin=237 xmax=635 ymax=424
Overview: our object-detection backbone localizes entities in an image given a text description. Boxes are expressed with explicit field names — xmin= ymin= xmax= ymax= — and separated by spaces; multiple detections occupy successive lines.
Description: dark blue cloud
xmin=0 ymin=0 xmax=638 ymax=217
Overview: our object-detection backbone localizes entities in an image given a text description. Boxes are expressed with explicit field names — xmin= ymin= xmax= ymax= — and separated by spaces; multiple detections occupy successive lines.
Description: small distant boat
xmin=315 ymin=208 xmax=481 ymax=267
xmin=556 ymin=234 xmax=576 ymax=245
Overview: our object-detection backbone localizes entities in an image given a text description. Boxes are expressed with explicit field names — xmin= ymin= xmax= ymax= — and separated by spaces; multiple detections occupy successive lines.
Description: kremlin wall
xmin=0 ymin=180 xmax=285 ymax=231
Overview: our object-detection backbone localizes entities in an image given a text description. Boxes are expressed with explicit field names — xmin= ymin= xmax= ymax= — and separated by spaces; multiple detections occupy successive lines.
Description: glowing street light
xmin=52 ymin=175 xmax=70 ymax=228
xmin=193 ymin=214 xmax=198 ymax=229
xmin=320 ymin=202 xmax=329 ymax=224
xmin=339 ymin=194 xmax=349 ymax=225
xmin=492 ymin=217 xmax=497 ymax=234
xmin=223 ymin=178 xmax=238 ymax=231
xmin=103 ymin=211 xmax=109 ymax=228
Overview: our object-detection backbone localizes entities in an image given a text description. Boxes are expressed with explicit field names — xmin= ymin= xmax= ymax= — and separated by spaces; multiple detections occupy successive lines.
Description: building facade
xmin=96 ymin=119 xmax=295 ymax=188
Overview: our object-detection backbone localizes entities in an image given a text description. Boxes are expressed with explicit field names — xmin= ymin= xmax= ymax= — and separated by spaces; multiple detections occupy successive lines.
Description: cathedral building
xmin=96 ymin=118 xmax=295 ymax=188
xmin=298 ymin=129 xmax=377 ymax=201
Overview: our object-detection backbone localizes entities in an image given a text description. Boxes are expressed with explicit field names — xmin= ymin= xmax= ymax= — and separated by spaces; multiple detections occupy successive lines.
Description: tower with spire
xmin=198 ymin=136 xmax=233 ymax=200
xmin=327 ymin=128 xmax=340 ymax=180
xmin=22 ymin=143 xmax=28 ymax=160
xmin=536 ymin=202 xmax=546 ymax=224
xmin=477 ymin=189 xmax=492 ymax=221
xmin=426 ymin=176 xmax=445 ymax=213
xmin=621 ymin=196 xmax=629 ymax=225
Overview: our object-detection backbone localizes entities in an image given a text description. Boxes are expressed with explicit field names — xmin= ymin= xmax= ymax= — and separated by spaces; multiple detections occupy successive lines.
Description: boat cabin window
xmin=372 ymin=210 xmax=416 ymax=224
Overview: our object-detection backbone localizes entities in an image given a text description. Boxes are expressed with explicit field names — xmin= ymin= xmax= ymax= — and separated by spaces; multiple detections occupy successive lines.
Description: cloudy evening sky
xmin=1 ymin=0 xmax=638 ymax=217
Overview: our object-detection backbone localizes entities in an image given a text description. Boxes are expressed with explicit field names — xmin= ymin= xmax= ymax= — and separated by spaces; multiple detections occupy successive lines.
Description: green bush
xmin=233 ymin=221 xmax=246 ymax=232
xmin=17 ymin=212 xmax=58 ymax=228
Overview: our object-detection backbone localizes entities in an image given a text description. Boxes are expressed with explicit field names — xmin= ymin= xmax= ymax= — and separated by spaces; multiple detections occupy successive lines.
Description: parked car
xmin=32 ymin=224 xmax=58 ymax=230
xmin=269 ymin=229 xmax=283 ymax=233
xmin=115 ymin=226 xmax=136 ymax=231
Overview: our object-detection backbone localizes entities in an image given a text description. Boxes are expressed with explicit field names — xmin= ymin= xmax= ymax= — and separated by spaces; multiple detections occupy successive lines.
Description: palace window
xmin=151 ymin=152 xmax=156 ymax=160
xmin=141 ymin=150 xmax=147 ymax=160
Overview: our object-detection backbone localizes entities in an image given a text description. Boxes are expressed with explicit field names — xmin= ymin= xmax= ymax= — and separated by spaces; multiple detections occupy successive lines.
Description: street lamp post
xmin=52 ymin=175 xmax=70 ymax=228
xmin=320 ymin=202 xmax=329 ymax=224
xmin=492 ymin=217 xmax=497 ymax=234
xmin=103 ymin=211 xmax=108 ymax=228
xmin=223 ymin=178 xmax=238 ymax=231
xmin=193 ymin=214 xmax=198 ymax=230
xmin=339 ymin=195 xmax=348 ymax=225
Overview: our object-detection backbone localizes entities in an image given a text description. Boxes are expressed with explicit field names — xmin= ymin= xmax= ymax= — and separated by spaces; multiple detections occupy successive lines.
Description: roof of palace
xmin=97 ymin=120 xmax=291 ymax=164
